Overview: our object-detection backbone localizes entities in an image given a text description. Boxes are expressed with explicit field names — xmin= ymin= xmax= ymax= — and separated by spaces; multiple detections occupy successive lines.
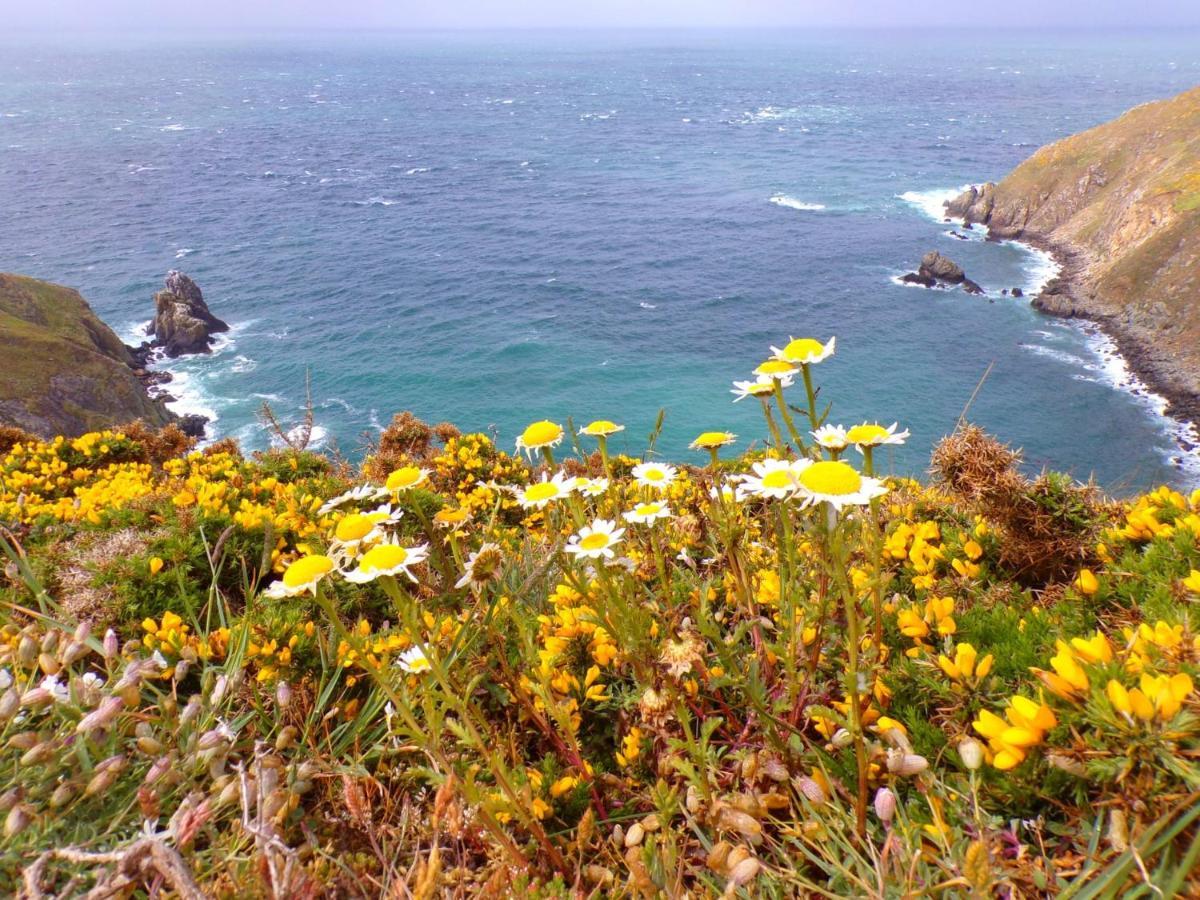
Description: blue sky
xmin=5 ymin=0 xmax=1200 ymax=30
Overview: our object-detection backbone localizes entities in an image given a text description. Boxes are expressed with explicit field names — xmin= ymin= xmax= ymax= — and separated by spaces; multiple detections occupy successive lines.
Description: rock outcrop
xmin=0 ymin=273 xmax=179 ymax=438
xmin=941 ymin=85 xmax=1200 ymax=425
xmin=147 ymin=270 xmax=229 ymax=357
xmin=901 ymin=251 xmax=984 ymax=294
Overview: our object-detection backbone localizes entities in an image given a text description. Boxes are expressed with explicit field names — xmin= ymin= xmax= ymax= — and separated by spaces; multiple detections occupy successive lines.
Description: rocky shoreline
xmin=942 ymin=203 xmax=1200 ymax=455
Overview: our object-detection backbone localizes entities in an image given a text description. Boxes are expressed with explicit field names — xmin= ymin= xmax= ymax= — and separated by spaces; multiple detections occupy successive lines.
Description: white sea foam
xmin=229 ymin=355 xmax=257 ymax=374
xmin=769 ymin=195 xmax=826 ymax=212
xmin=353 ymin=196 xmax=397 ymax=206
xmin=898 ymin=184 xmax=974 ymax=222
xmin=175 ymin=247 xmax=195 ymax=259
xmin=638 ymin=302 xmax=657 ymax=309
xmin=405 ymin=167 xmax=430 ymax=175
xmin=160 ymin=123 xmax=186 ymax=132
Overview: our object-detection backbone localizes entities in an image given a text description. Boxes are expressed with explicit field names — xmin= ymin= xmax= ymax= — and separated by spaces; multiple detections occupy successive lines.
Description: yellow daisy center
xmin=642 ymin=469 xmax=665 ymax=482
xmin=359 ymin=544 xmax=409 ymax=573
xmin=580 ymin=532 xmax=611 ymax=551
xmin=283 ymin=555 xmax=335 ymax=588
xmin=797 ymin=461 xmax=863 ymax=496
xmin=761 ymin=470 xmax=795 ymax=490
xmin=386 ymin=466 xmax=424 ymax=490
xmin=635 ymin=503 xmax=662 ymax=516
xmin=335 ymin=513 xmax=383 ymax=542
xmin=583 ymin=420 xmax=620 ymax=436
xmin=747 ymin=382 xmax=775 ymax=396
xmin=524 ymin=482 xmax=560 ymax=502
xmin=694 ymin=431 xmax=734 ymax=448
xmin=780 ymin=338 xmax=824 ymax=361
xmin=755 ymin=360 xmax=795 ymax=376
xmin=846 ymin=424 xmax=890 ymax=445
xmin=521 ymin=420 xmax=563 ymax=447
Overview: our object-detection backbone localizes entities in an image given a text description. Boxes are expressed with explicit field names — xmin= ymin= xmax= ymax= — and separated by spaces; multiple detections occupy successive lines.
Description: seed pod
xmin=0 ymin=689 xmax=19 ymax=722
xmin=159 ymin=695 xmax=177 ymax=717
xmin=624 ymin=822 xmax=645 ymax=847
xmin=0 ymin=788 xmax=20 ymax=813
xmin=210 ymin=675 xmax=228 ymax=707
xmin=74 ymin=621 xmax=92 ymax=644
xmin=217 ymin=779 xmax=240 ymax=807
xmin=137 ymin=736 xmax=164 ymax=756
xmin=50 ymin=782 xmax=78 ymax=808
xmin=583 ymin=866 xmax=614 ymax=886
xmin=145 ymin=754 xmax=175 ymax=785
xmin=40 ymin=630 xmax=59 ymax=654
xmin=706 ymin=840 xmax=732 ymax=873
xmin=21 ymin=742 xmax=55 ymax=766
xmin=726 ymin=845 xmax=751 ymax=869
xmin=5 ymin=804 xmax=32 ymax=838
xmin=17 ymin=636 xmax=38 ymax=667
xmin=610 ymin=824 xmax=624 ymax=847
xmin=728 ymin=856 xmax=761 ymax=888
xmin=685 ymin=784 xmax=703 ymax=814
xmin=8 ymin=731 xmax=39 ymax=751
xmin=197 ymin=729 xmax=228 ymax=751
xmin=795 ymin=776 xmax=827 ymax=805
xmin=762 ymin=757 xmax=789 ymax=782
xmin=714 ymin=806 xmax=762 ymax=837
xmin=831 ymin=728 xmax=853 ymax=749
xmin=297 ymin=761 xmax=320 ymax=781
xmin=887 ymin=749 xmax=929 ymax=777
xmin=173 ymin=659 xmax=190 ymax=682
xmin=77 ymin=695 xmax=125 ymax=734
xmin=20 ymin=688 xmax=52 ymax=709
xmin=138 ymin=786 xmax=160 ymax=820
xmin=179 ymin=696 xmax=202 ymax=726
xmin=103 ymin=629 xmax=119 ymax=660
xmin=117 ymin=684 xmax=141 ymax=707
xmin=62 ymin=641 xmax=89 ymax=666
xmin=38 ymin=653 xmax=61 ymax=676
xmin=275 ymin=726 xmax=299 ymax=752
xmin=291 ymin=779 xmax=313 ymax=795
xmin=874 ymin=787 xmax=896 ymax=824
xmin=640 ymin=813 xmax=661 ymax=832
xmin=740 ymin=751 xmax=759 ymax=780
xmin=958 ymin=738 xmax=984 ymax=772
xmin=276 ymin=681 xmax=292 ymax=709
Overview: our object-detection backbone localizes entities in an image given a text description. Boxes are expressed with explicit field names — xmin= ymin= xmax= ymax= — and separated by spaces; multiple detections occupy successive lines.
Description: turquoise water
xmin=1 ymin=30 xmax=1198 ymax=491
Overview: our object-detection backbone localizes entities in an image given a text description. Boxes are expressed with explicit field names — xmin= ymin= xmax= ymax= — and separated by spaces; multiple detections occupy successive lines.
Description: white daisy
xmin=264 ymin=555 xmax=337 ymax=598
xmin=515 ymin=420 xmax=564 ymax=458
xmin=738 ymin=458 xmax=803 ymax=500
xmin=386 ymin=466 xmax=430 ymax=493
xmin=397 ymin=646 xmax=432 ymax=674
xmin=565 ymin=518 xmax=625 ymax=560
xmin=573 ymin=476 xmax=610 ymax=497
xmin=791 ymin=459 xmax=888 ymax=510
xmin=517 ymin=471 xmax=575 ymax=509
xmin=343 ymin=541 xmax=429 ymax=583
xmin=771 ymin=335 xmax=836 ymax=366
xmin=623 ymin=500 xmax=673 ymax=525
xmin=318 ymin=483 xmax=390 ymax=515
xmin=812 ymin=424 xmax=850 ymax=452
xmin=631 ymin=461 xmax=678 ymax=490
xmin=731 ymin=376 xmax=792 ymax=402
xmin=845 ymin=422 xmax=910 ymax=451
xmin=454 ymin=542 xmax=504 ymax=591
xmin=753 ymin=359 xmax=799 ymax=381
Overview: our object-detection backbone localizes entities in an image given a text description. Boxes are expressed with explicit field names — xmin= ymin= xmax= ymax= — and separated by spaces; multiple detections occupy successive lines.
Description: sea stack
xmin=901 ymin=251 xmax=984 ymax=294
xmin=146 ymin=270 xmax=230 ymax=357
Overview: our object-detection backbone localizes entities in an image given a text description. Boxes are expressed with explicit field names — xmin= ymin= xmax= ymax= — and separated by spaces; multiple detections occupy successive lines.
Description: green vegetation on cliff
xmin=947 ymin=85 xmax=1200 ymax=422
xmin=0 ymin=273 xmax=175 ymax=438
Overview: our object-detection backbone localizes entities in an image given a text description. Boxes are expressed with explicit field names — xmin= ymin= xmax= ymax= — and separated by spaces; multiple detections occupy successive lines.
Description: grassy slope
xmin=986 ymin=86 xmax=1200 ymax=405
xmin=0 ymin=273 xmax=175 ymax=437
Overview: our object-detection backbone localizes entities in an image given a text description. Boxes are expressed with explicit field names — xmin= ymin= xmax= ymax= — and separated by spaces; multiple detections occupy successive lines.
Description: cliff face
xmin=946 ymin=85 xmax=1200 ymax=424
xmin=0 ymin=273 xmax=177 ymax=437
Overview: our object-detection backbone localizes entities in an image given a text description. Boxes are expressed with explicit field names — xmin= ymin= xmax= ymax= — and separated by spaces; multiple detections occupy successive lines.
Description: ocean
xmin=2 ymin=29 xmax=1198 ymax=491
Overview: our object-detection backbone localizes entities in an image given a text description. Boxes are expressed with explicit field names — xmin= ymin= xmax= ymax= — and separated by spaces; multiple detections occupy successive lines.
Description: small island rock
xmin=146 ymin=271 xmax=229 ymax=357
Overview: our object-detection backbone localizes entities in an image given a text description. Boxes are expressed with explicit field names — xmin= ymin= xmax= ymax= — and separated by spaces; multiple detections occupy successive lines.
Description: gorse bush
xmin=1 ymin=334 xmax=1198 ymax=898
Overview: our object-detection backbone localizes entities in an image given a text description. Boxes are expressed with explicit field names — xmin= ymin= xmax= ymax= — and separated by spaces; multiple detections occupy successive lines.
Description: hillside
xmin=946 ymin=85 xmax=1200 ymax=426
xmin=0 ymin=273 xmax=176 ymax=437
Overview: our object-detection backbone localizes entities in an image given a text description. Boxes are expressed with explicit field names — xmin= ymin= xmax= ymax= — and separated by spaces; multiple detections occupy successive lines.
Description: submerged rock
xmin=146 ymin=270 xmax=229 ymax=357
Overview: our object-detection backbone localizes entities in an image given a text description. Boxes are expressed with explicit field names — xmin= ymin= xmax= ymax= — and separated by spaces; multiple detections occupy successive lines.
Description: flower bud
xmin=886 ymin=749 xmax=929 ymax=777
xmin=873 ymin=787 xmax=896 ymax=825
xmin=0 ymin=689 xmax=18 ymax=722
xmin=831 ymin=728 xmax=853 ymax=749
xmin=958 ymin=738 xmax=984 ymax=771
xmin=5 ymin=804 xmax=32 ymax=838
xmin=795 ymin=776 xmax=827 ymax=805
xmin=77 ymin=695 xmax=124 ymax=734
xmin=103 ymin=629 xmax=119 ymax=660
xmin=275 ymin=680 xmax=292 ymax=709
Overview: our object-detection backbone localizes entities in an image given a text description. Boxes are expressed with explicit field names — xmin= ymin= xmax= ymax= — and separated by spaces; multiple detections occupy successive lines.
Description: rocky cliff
xmin=0 ymin=273 xmax=178 ymax=437
xmin=147 ymin=270 xmax=229 ymax=357
xmin=945 ymin=85 xmax=1200 ymax=425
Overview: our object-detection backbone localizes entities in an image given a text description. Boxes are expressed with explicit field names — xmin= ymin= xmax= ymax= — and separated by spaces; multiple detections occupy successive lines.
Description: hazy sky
xmin=4 ymin=0 xmax=1199 ymax=30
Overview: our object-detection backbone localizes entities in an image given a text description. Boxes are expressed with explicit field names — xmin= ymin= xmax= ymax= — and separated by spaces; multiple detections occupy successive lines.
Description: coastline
xmin=989 ymin=226 xmax=1200 ymax=456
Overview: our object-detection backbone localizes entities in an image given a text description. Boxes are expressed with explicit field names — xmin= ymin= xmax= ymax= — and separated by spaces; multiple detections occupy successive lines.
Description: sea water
xmin=1 ymin=28 xmax=1198 ymax=491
